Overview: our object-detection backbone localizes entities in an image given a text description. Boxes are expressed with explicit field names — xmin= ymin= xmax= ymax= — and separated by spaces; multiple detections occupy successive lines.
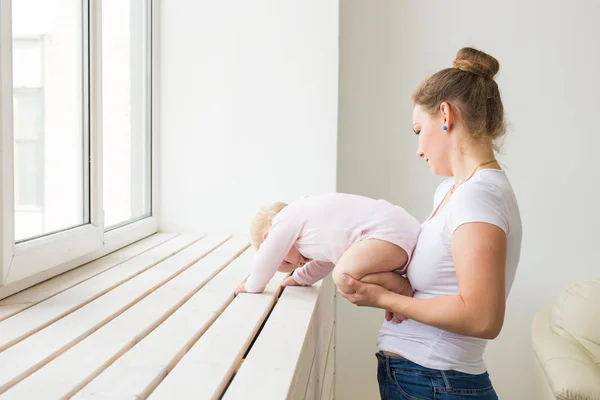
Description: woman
xmin=338 ymin=47 xmax=522 ymax=399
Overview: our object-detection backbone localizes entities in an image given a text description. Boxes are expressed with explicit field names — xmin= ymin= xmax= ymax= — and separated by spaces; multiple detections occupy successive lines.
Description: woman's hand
xmin=385 ymin=310 xmax=407 ymax=323
xmin=338 ymin=275 xmax=409 ymax=322
xmin=385 ymin=283 xmax=413 ymax=323
xmin=336 ymin=275 xmax=390 ymax=308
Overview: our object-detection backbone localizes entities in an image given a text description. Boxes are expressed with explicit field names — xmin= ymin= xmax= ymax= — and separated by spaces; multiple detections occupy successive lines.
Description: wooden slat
xmin=71 ymin=247 xmax=257 ymax=400
xmin=1 ymin=236 xmax=250 ymax=400
xmin=0 ymin=233 xmax=177 ymax=322
xmin=311 ymin=281 xmax=336 ymax=399
xmin=304 ymin=344 xmax=319 ymax=400
xmin=290 ymin=339 xmax=317 ymax=400
xmin=0 ymin=234 xmax=197 ymax=352
xmin=0 ymin=234 xmax=226 ymax=395
xmin=320 ymin=330 xmax=335 ymax=400
xmin=289 ymin=278 xmax=335 ymax=400
xmin=305 ymin=324 xmax=335 ymax=400
xmin=148 ymin=272 xmax=288 ymax=400
xmin=223 ymin=282 xmax=325 ymax=400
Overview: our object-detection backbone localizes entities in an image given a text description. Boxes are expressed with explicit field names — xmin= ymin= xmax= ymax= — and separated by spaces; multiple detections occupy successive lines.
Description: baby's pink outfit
xmin=244 ymin=193 xmax=421 ymax=293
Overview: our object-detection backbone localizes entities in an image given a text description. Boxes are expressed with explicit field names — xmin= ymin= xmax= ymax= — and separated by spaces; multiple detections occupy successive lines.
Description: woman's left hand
xmin=337 ymin=275 xmax=389 ymax=308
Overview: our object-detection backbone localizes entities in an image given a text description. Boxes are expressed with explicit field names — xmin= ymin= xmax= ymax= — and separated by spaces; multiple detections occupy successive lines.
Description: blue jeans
xmin=376 ymin=351 xmax=498 ymax=399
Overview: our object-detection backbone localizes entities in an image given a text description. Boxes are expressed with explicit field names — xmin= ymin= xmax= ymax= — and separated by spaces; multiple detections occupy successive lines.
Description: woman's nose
xmin=416 ymin=150 xmax=424 ymax=158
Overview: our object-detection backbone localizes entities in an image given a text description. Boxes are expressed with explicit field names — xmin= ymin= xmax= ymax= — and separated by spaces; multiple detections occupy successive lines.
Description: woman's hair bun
xmin=452 ymin=47 xmax=500 ymax=79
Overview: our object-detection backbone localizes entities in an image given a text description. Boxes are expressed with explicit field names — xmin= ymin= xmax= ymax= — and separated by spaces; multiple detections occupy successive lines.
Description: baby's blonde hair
xmin=250 ymin=201 xmax=288 ymax=249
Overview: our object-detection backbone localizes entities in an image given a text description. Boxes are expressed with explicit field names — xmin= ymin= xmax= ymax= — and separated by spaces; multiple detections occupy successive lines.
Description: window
xmin=0 ymin=0 xmax=157 ymax=291
xmin=13 ymin=28 xmax=89 ymax=242
xmin=102 ymin=0 xmax=152 ymax=230
xmin=12 ymin=1 xmax=88 ymax=244
xmin=14 ymin=88 xmax=45 ymax=240
xmin=12 ymin=40 xmax=45 ymax=236
xmin=14 ymin=89 xmax=44 ymax=208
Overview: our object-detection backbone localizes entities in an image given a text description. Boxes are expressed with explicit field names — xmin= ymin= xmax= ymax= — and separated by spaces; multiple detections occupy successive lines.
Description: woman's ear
xmin=439 ymin=102 xmax=454 ymax=131
xmin=263 ymin=231 xmax=269 ymax=240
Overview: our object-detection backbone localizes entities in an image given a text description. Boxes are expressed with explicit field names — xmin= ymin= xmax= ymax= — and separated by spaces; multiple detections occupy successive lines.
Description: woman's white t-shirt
xmin=377 ymin=169 xmax=522 ymax=374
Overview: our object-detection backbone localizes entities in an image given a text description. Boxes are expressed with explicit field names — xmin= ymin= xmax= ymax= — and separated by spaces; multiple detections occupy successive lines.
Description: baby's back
xmin=280 ymin=193 xmax=419 ymax=263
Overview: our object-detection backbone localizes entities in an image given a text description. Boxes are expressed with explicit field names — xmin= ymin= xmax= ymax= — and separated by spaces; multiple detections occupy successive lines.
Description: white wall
xmin=337 ymin=0 xmax=600 ymax=399
xmin=158 ymin=0 xmax=339 ymax=235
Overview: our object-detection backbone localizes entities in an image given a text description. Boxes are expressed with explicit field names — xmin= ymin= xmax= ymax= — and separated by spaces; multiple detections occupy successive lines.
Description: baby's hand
xmin=281 ymin=276 xmax=302 ymax=287
xmin=234 ymin=282 xmax=247 ymax=296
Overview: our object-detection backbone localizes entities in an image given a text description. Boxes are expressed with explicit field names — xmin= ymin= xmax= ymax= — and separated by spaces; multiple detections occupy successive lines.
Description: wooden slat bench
xmin=0 ymin=234 xmax=336 ymax=399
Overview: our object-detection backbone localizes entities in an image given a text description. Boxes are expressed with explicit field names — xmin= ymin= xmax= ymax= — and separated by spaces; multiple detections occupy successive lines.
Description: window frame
xmin=0 ymin=0 xmax=159 ymax=296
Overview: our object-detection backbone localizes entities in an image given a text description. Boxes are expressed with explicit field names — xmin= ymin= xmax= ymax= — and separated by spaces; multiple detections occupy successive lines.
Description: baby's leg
xmin=332 ymin=239 xmax=408 ymax=295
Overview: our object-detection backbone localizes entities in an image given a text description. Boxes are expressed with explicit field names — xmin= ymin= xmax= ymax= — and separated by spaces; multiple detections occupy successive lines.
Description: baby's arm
xmin=244 ymin=219 xmax=302 ymax=293
xmin=289 ymin=260 xmax=335 ymax=286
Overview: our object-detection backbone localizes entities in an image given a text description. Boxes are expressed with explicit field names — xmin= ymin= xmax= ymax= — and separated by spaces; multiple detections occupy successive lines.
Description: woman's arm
xmin=361 ymin=272 xmax=413 ymax=297
xmin=340 ymin=221 xmax=507 ymax=339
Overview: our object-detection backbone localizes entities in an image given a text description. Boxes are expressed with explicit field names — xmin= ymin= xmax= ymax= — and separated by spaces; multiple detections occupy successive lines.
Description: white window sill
xmin=0 ymin=216 xmax=158 ymax=300
xmin=0 ymin=233 xmax=335 ymax=399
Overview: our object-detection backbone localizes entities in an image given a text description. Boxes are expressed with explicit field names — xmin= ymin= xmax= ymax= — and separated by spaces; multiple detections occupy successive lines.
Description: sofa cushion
xmin=551 ymin=279 xmax=600 ymax=364
xmin=533 ymin=306 xmax=600 ymax=400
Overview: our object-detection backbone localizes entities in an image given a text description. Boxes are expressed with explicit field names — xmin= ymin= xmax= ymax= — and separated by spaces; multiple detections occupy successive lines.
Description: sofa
xmin=532 ymin=279 xmax=600 ymax=399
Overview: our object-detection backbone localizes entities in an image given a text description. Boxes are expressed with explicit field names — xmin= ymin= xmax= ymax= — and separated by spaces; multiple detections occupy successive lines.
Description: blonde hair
xmin=250 ymin=201 xmax=288 ymax=249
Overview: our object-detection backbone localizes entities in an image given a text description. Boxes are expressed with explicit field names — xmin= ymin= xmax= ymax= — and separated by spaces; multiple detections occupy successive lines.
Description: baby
xmin=235 ymin=193 xmax=421 ymax=297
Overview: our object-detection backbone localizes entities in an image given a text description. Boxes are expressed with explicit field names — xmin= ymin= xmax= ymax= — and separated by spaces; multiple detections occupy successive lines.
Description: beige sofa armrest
xmin=532 ymin=306 xmax=600 ymax=400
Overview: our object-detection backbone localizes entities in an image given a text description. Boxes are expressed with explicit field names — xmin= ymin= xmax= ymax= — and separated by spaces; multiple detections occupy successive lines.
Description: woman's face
xmin=412 ymin=105 xmax=453 ymax=176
